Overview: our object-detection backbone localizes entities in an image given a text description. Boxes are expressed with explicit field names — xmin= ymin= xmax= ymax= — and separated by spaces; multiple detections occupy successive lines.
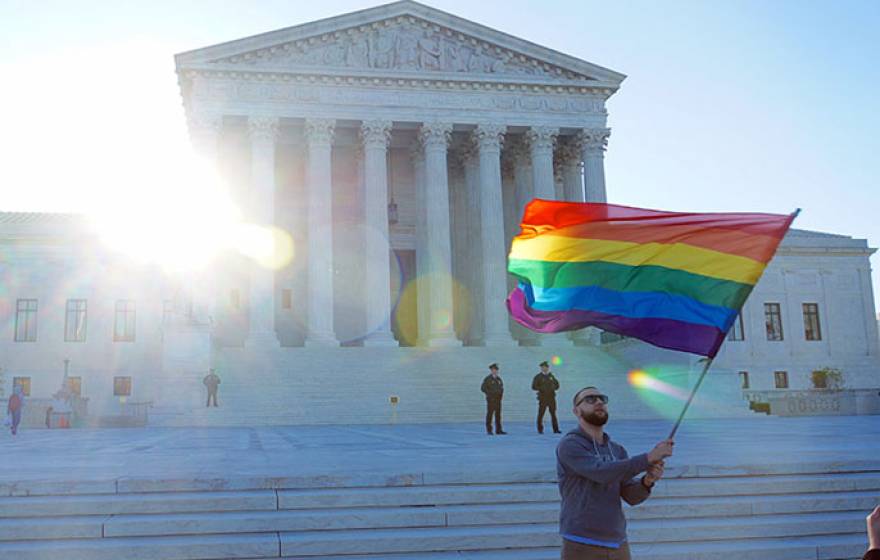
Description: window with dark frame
xmin=14 ymin=299 xmax=38 ymax=342
xmin=727 ymin=313 xmax=745 ymax=341
xmin=764 ymin=303 xmax=784 ymax=341
xmin=738 ymin=371 xmax=750 ymax=389
xmin=774 ymin=370 xmax=789 ymax=389
xmin=113 ymin=376 xmax=132 ymax=396
xmin=12 ymin=376 xmax=31 ymax=396
xmin=114 ymin=300 xmax=136 ymax=342
xmin=802 ymin=303 xmax=822 ymax=341
xmin=282 ymin=289 xmax=292 ymax=310
xmin=64 ymin=299 xmax=88 ymax=342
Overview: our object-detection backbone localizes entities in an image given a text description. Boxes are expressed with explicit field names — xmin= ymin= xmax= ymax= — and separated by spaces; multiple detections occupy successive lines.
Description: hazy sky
xmin=1 ymin=0 xmax=878 ymax=308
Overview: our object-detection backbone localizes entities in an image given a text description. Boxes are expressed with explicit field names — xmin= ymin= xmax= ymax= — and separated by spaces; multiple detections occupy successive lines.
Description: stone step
xmin=631 ymin=489 xmax=880 ymax=518
xmin=277 ymin=483 xmax=559 ymax=509
xmin=0 ymin=533 xmax=279 ymax=560
xmin=657 ymin=471 xmax=880 ymax=497
xmin=0 ymin=531 xmax=869 ymax=560
xmin=277 ymin=476 xmax=880 ymax=510
xmin=101 ymin=507 xmax=448 ymax=538
xmin=4 ymin=489 xmax=876 ymax=542
xmin=278 ymin=510 xmax=870 ymax=557
xmin=275 ymin=533 xmax=869 ymax=560
xmin=0 ymin=490 xmax=277 ymax=518
xmin=629 ymin=509 xmax=867 ymax=543
xmin=280 ymin=523 xmax=560 ymax=556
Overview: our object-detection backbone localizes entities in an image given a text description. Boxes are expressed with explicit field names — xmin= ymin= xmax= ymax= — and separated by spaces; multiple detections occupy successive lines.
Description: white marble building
xmin=1 ymin=1 xmax=878 ymax=424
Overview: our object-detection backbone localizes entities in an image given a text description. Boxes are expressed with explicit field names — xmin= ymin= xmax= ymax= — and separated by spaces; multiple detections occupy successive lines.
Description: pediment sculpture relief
xmin=217 ymin=19 xmax=589 ymax=81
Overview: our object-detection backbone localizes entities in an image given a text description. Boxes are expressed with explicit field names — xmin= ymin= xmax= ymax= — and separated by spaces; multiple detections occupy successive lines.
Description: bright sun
xmin=1 ymin=40 xmax=293 ymax=275
xmin=87 ymin=153 xmax=294 ymax=274
xmin=87 ymin=154 xmax=242 ymax=272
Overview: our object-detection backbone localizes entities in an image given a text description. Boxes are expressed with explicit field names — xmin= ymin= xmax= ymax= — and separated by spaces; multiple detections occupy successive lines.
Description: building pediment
xmin=176 ymin=1 xmax=625 ymax=88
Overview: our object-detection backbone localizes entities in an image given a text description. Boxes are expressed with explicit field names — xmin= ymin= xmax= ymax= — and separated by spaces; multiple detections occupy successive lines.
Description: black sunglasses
xmin=576 ymin=394 xmax=609 ymax=406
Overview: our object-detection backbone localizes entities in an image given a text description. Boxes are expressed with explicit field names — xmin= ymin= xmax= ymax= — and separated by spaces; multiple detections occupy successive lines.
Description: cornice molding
xmin=181 ymin=67 xmax=617 ymax=100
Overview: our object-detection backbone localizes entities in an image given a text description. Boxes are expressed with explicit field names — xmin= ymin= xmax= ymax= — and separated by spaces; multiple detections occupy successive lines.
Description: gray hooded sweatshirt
xmin=556 ymin=427 xmax=652 ymax=547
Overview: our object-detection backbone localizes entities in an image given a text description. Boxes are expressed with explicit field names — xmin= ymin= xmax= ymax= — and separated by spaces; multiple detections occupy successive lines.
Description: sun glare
xmin=87 ymin=154 xmax=246 ymax=272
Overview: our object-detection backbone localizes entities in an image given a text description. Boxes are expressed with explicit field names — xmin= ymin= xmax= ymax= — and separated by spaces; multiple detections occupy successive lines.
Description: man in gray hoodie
xmin=556 ymin=386 xmax=674 ymax=559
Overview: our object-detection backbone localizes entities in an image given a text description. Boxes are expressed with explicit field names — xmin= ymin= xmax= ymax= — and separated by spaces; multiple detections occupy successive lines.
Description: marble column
xmin=189 ymin=112 xmax=222 ymax=164
xmin=527 ymin=126 xmax=572 ymax=347
xmin=510 ymin=138 xmax=538 ymax=345
xmin=559 ymin=137 xmax=585 ymax=203
xmin=558 ymin=136 xmax=599 ymax=346
xmin=474 ymin=124 xmax=516 ymax=346
xmin=411 ymin=146 xmax=430 ymax=345
xmin=245 ymin=116 xmax=281 ymax=346
xmin=187 ymin=112 xmax=223 ymax=329
xmin=361 ymin=120 xmax=397 ymax=346
xmin=582 ymin=128 xmax=611 ymax=202
xmin=304 ymin=118 xmax=339 ymax=346
xmin=526 ymin=126 xmax=558 ymax=200
xmin=463 ymin=144 xmax=483 ymax=344
xmin=418 ymin=122 xmax=461 ymax=346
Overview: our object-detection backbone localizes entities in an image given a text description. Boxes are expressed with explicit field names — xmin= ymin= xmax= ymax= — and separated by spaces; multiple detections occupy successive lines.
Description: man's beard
xmin=580 ymin=409 xmax=608 ymax=426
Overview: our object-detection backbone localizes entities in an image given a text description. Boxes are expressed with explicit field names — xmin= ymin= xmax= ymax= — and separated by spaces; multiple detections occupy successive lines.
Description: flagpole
xmin=668 ymin=357 xmax=714 ymax=439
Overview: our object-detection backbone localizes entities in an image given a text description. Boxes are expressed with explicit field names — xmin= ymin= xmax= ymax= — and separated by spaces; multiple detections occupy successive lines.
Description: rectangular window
xmin=67 ymin=376 xmax=82 ymax=396
xmin=64 ymin=299 xmax=88 ymax=342
xmin=14 ymin=299 xmax=38 ymax=342
xmin=230 ymin=289 xmax=240 ymax=311
xmin=738 ymin=371 xmax=750 ymax=389
xmin=727 ymin=313 xmax=745 ymax=341
xmin=12 ymin=377 xmax=31 ymax=396
xmin=113 ymin=376 xmax=132 ymax=397
xmin=774 ymin=370 xmax=789 ymax=389
xmin=282 ymin=289 xmax=292 ymax=310
xmin=764 ymin=303 xmax=784 ymax=341
xmin=114 ymin=300 xmax=136 ymax=342
xmin=802 ymin=303 xmax=822 ymax=341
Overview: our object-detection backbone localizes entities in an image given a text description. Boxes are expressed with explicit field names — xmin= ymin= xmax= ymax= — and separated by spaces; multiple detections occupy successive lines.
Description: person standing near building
xmin=532 ymin=361 xmax=561 ymax=434
xmin=7 ymin=384 xmax=25 ymax=436
xmin=557 ymin=386 xmax=673 ymax=559
xmin=203 ymin=369 xmax=221 ymax=407
xmin=481 ymin=363 xmax=506 ymax=435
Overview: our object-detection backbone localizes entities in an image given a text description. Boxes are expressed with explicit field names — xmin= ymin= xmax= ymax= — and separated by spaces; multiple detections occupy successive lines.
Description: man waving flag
xmin=507 ymin=200 xmax=798 ymax=359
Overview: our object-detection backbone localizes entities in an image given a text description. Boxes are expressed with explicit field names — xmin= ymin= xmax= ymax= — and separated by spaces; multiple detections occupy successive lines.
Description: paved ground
xmin=2 ymin=415 xmax=879 ymax=488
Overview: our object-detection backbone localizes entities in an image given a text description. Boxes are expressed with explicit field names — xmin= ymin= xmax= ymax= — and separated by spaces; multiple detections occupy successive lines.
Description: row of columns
xmin=189 ymin=115 xmax=610 ymax=347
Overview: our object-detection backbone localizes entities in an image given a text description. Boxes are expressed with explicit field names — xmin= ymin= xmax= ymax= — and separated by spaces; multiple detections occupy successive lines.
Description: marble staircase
xmin=0 ymin=464 xmax=874 ymax=559
xmin=150 ymin=344 xmax=750 ymax=427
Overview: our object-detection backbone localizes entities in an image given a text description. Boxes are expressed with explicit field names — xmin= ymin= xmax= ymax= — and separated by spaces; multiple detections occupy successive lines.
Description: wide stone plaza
xmin=0 ymin=416 xmax=877 ymax=558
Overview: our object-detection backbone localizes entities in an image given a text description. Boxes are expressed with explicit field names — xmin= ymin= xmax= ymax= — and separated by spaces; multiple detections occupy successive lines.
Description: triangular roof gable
xmin=175 ymin=1 xmax=625 ymax=87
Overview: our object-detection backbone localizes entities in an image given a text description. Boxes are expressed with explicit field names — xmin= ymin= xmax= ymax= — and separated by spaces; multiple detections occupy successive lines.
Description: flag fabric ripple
xmin=506 ymin=200 xmax=797 ymax=357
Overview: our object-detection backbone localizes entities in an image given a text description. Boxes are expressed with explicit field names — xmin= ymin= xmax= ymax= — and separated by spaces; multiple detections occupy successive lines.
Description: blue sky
xmin=1 ymin=0 xmax=878 ymax=310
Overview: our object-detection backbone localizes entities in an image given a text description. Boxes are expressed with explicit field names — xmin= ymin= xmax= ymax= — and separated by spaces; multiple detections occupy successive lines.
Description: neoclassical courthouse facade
xmin=1 ymin=2 xmax=878 ymax=424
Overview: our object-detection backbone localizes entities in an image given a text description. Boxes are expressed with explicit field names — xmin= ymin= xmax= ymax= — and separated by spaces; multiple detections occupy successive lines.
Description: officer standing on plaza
xmin=203 ymin=368 xmax=221 ymax=407
xmin=532 ymin=361 xmax=561 ymax=434
xmin=481 ymin=363 xmax=506 ymax=435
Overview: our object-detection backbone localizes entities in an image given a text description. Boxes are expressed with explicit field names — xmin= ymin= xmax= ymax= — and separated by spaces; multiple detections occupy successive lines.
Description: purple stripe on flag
xmin=507 ymin=287 xmax=726 ymax=357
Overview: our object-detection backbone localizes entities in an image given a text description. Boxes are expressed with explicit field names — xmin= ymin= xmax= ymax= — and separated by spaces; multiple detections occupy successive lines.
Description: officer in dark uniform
xmin=532 ymin=361 xmax=561 ymax=434
xmin=481 ymin=363 xmax=506 ymax=435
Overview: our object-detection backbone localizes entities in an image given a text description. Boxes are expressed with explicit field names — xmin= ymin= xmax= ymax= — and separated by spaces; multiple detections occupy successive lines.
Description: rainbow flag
xmin=506 ymin=200 xmax=798 ymax=357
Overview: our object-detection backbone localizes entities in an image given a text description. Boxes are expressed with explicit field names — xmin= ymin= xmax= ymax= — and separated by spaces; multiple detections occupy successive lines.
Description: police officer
xmin=481 ymin=363 xmax=506 ymax=435
xmin=203 ymin=369 xmax=221 ymax=407
xmin=532 ymin=361 xmax=561 ymax=434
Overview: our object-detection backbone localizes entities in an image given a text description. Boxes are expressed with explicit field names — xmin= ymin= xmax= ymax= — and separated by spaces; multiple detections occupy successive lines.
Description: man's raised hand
xmin=648 ymin=439 xmax=674 ymax=464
